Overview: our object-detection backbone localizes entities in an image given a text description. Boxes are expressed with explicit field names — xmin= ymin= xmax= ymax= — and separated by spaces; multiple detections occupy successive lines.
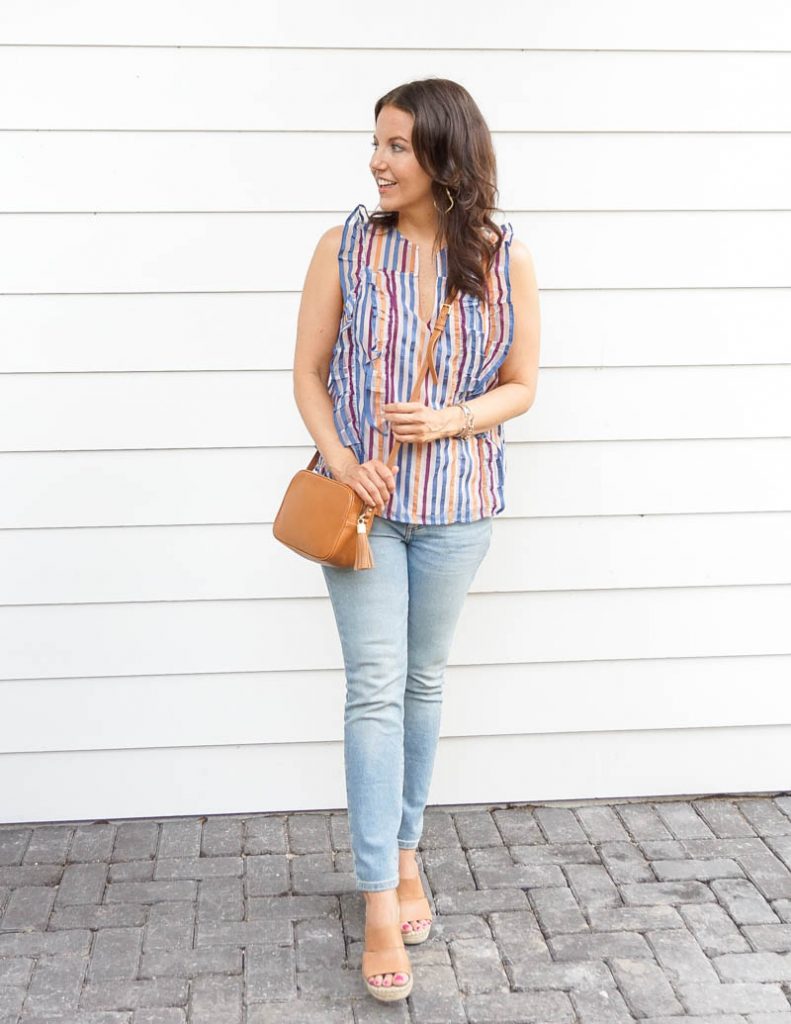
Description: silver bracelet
xmin=453 ymin=402 xmax=475 ymax=440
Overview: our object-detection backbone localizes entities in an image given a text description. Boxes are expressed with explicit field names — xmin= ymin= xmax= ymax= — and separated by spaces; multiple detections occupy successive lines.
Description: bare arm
xmin=292 ymin=225 xmax=397 ymax=512
xmin=292 ymin=225 xmax=353 ymax=477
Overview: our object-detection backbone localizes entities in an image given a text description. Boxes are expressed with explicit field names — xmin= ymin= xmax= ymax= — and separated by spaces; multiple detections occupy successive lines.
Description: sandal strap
xmin=364 ymin=922 xmax=405 ymax=951
xmin=362 ymin=945 xmax=411 ymax=977
xmin=399 ymin=895 xmax=432 ymax=922
xmin=362 ymin=921 xmax=411 ymax=977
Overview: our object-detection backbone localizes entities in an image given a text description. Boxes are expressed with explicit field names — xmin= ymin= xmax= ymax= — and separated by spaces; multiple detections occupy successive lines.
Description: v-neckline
xmin=392 ymin=224 xmax=447 ymax=333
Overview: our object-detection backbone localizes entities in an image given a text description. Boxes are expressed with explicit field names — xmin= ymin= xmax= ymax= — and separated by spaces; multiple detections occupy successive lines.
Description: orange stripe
xmin=469 ymin=436 xmax=480 ymax=519
xmin=410 ymin=441 xmax=425 ymax=520
xmin=479 ymin=434 xmax=491 ymax=517
xmin=451 ymin=300 xmax=463 ymax=397
xmin=447 ymin=439 xmax=458 ymax=522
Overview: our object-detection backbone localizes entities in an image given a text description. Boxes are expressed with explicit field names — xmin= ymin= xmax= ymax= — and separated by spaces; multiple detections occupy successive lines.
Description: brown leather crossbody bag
xmin=272 ymin=292 xmax=457 ymax=570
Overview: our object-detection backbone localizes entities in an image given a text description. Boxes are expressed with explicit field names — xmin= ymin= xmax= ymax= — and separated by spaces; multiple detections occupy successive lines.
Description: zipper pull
xmin=357 ymin=506 xmax=372 ymax=533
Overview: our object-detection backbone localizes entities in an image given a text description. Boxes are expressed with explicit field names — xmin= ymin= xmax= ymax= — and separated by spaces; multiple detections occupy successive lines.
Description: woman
xmin=293 ymin=78 xmax=540 ymax=1002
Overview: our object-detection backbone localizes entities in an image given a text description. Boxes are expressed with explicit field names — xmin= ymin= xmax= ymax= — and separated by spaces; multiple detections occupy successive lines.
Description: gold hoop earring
xmin=433 ymin=186 xmax=455 ymax=214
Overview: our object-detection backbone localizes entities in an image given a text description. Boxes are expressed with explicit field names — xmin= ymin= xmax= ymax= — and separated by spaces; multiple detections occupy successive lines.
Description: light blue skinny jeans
xmin=321 ymin=513 xmax=493 ymax=892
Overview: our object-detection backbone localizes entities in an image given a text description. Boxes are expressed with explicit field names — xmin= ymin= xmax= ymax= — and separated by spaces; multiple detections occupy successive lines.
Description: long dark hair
xmin=370 ymin=78 xmax=504 ymax=304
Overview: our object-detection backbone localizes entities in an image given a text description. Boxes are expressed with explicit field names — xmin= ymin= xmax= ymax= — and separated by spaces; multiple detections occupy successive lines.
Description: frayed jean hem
xmin=356 ymin=874 xmax=401 ymax=893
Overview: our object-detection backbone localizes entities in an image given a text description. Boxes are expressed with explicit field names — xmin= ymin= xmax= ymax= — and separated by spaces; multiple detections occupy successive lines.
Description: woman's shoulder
xmin=482 ymin=222 xmax=532 ymax=271
xmin=485 ymin=219 xmax=533 ymax=270
xmin=507 ymin=236 xmax=536 ymax=277
xmin=318 ymin=223 xmax=346 ymax=253
xmin=318 ymin=203 xmax=369 ymax=255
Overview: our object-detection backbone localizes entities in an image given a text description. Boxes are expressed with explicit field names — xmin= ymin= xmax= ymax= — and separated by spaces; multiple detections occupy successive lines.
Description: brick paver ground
xmin=3 ymin=793 xmax=791 ymax=1022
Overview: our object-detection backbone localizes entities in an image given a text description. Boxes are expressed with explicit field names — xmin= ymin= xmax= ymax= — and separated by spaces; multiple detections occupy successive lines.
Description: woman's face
xmin=370 ymin=104 xmax=433 ymax=212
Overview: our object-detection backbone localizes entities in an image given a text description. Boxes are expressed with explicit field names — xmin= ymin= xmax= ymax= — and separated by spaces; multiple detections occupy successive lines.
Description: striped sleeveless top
xmin=313 ymin=202 xmax=516 ymax=525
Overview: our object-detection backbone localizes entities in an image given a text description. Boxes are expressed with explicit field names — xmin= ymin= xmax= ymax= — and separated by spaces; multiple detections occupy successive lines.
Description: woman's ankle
xmin=398 ymin=849 xmax=418 ymax=871
xmin=363 ymin=889 xmax=400 ymax=927
xmin=363 ymin=887 xmax=398 ymax=904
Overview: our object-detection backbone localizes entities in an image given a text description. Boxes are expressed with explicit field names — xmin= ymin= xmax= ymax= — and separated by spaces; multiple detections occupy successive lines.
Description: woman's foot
xmin=398 ymin=848 xmax=432 ymax=938
xmin=363 ymin=889 xmax=411 ymax=991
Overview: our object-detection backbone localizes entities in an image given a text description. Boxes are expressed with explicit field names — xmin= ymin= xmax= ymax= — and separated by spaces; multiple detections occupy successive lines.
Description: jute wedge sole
xmin=361 ymin=920 xmax=413 ymax=1002
xmin=397 ymin=872 xmax=433 ymax=945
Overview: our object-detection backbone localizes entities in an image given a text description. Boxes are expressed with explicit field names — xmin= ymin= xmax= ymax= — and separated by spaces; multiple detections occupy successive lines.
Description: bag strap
xmin=307 ymin=288 xmax=457 ymax=473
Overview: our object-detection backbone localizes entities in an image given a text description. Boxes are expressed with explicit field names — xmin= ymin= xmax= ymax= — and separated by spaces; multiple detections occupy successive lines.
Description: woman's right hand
xmin=335 ymin=459 xmax=399 ymax=514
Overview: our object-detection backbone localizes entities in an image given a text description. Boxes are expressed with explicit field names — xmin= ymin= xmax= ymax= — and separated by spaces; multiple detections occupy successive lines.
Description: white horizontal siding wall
xmin=1 ymin=0 xmax=790 ymax=823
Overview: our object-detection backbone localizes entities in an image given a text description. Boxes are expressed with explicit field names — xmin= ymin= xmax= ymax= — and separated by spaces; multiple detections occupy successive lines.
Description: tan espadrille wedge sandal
xmin=397 ymin=872 xmax=433 ymax=945
xmin=361 ymin=919 xmax=413 ymax=1001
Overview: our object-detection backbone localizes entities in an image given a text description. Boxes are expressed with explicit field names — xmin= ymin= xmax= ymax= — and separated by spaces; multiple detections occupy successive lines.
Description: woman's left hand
xmin=383 ymin=402 xmax=461 ymax=443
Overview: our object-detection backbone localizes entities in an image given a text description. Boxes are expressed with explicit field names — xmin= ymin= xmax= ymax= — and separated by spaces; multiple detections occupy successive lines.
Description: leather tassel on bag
xmin=354 ymin=512 xmax=376 ymax=570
